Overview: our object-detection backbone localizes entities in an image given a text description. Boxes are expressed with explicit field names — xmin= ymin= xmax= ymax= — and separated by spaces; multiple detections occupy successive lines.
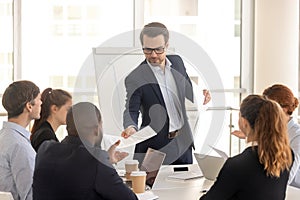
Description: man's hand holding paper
xmin=119 ymin=126 xmax=157 ymax=149
xmin=121 ymin=126 xmax=137 ymax=138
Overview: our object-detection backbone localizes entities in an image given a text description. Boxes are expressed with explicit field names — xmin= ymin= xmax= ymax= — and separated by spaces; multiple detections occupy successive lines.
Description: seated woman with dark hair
xmin=31 ymin=88 xmax=72 ymax=151
xmin=200 ymin=95 xmax=293 ymax=200
xmin=232 ymin=84 xmax=300 ymax=188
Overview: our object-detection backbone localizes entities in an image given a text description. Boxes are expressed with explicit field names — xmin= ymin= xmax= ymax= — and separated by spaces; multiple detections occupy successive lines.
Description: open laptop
xmin=140 ymin=148 xmax=166 ymax=187
xmin=123 ymin=148 xmax=166 ymax=188
xmin=194 ymin=153 xmax=226 ymax=181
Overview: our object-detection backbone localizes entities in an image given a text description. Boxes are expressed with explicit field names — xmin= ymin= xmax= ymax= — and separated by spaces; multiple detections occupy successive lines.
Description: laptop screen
xmin=140 ymin=148 xmax=166 ymax=187
xmin=194 ymin=153 xmax=225 ymax=181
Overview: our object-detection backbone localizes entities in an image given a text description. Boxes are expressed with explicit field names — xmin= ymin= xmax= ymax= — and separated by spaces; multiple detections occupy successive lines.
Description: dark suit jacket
xmin=33 ymin=136 xmax=137 ymax=200
xmin=123 ymin=55 xmax=194 ymax=164
xmin=31 ymin=121 xmax=58 ymax=152
xmin=200 ymin=146 xmax=292 ymax=200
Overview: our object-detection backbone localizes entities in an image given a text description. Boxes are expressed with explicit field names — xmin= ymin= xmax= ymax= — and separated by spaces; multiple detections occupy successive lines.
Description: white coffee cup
xmin=130 ymin=171 xmax=147 ymax=193
xmin=125 ymin=160 xmax=139 ymax=180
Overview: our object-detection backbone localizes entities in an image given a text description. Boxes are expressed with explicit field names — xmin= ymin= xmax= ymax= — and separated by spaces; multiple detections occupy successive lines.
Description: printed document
xmin=118 ymin=126 xmax=157 ymax=148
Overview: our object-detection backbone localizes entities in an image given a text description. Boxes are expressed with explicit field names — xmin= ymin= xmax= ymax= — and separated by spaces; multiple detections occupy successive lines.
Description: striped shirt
xmin=0 ymin=121 xmax=36 ymax=200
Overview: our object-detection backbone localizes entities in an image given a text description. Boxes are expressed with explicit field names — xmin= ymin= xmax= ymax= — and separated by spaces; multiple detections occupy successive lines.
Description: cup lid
xmin=130 ymin=171 xmax=147 ymax=176
xmin=125 ymin=160 xmax=139 ymax=165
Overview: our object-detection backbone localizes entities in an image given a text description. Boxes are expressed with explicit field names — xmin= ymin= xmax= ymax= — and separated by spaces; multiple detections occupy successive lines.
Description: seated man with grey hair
xmin=33 ymin=102 xmax=137 ymax=200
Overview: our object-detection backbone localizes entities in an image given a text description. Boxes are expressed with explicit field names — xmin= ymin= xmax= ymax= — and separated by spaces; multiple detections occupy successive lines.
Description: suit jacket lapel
xmin=170 ymin=65 xmax=185 ymax=102
xmin=140 ymin=61 xmax=166 ymax=106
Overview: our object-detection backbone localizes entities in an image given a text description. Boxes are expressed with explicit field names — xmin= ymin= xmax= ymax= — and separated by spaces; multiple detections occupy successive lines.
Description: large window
xmin=0 ymin=0 xmax=13 ymax=91
xmin=0 ymin=0 xmax=13 ymax=122
xmin=21 ymin=0 xmax=134 ymax=92
xmin=1 ymin=0 xmax=242 ymax=156
xmin=20 ymin=0 xmax=134 ymax=139
xmin=144 ymin=0 xmax=242 ymax=156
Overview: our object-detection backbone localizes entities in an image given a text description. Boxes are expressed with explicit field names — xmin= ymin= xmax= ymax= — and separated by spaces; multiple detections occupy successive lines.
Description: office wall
xmin=254 ymin=0 xmax=299 ymax=95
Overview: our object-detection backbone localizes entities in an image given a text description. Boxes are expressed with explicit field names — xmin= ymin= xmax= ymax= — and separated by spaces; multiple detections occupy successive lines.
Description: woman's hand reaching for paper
xmin=231 ymin=130 xmax=246 ymax=139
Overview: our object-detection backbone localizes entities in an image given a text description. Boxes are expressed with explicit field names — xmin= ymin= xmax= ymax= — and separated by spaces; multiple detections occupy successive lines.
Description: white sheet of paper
xmin=136 ymin=191 xmax=158 ymax=200
xmin=209 ymin=145 xmax=229 ymax=159
xmin=117 ymin=126 xmax=157 ymax=149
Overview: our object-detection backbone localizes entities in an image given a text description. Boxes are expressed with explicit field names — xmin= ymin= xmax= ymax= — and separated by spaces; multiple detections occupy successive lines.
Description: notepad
xmin=167 ymin=170 xmax=203 ymax=181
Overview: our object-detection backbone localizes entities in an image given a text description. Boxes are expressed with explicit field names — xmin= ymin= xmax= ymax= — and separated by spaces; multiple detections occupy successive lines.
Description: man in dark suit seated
xmin=32 ymin=102 xmax=137 ymax=200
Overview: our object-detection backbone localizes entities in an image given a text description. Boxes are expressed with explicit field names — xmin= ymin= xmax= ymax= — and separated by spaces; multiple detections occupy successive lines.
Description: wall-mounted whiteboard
xmin=92 ymin=47 xmax=145 ymax=136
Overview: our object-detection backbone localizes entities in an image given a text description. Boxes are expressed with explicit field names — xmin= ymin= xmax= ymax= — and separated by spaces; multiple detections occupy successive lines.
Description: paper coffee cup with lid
xmin=130 ymin=171 xmax=147 ymax=193
xmin=125 ymin=160 xmax=139 ymax=180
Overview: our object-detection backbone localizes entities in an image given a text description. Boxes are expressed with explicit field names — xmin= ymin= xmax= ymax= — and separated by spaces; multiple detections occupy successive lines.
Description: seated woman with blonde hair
xmin=200 ymin=94 xmax=293 ymax=200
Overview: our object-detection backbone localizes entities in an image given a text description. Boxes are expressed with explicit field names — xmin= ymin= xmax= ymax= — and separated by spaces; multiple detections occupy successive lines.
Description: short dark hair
xmin=2 ymin=80 xmax=40 ymax=118
xmin=140 ymin=22 xmax=169 ymax=45
xmin=66 ymin=102 xmax=102 ymax=138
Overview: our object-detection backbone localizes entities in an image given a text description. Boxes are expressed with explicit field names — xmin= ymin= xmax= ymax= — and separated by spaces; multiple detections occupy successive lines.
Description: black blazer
xmin=33 ymin=136 xmax=137 ymax=200
xmin=31 ymin=121 xmax=58 ymax=152
xmin=123 ymin=55 xmax=194 ymax=164
xmin=200 ymin=146 xmax=292 ymax=200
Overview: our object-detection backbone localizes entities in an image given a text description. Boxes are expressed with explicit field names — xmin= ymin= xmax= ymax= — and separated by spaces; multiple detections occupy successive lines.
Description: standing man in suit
xmin=122 ymin=22 xmax=211 ymax=165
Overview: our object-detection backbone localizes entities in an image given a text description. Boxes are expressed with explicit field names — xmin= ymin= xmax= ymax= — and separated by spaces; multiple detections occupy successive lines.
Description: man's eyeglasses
xmin=142 ymin=47 xmax=165 ymax=54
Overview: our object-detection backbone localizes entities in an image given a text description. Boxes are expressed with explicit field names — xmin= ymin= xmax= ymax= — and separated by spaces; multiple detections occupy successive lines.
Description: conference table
xmin=148 ymin=164 xmax=300 ymax=200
